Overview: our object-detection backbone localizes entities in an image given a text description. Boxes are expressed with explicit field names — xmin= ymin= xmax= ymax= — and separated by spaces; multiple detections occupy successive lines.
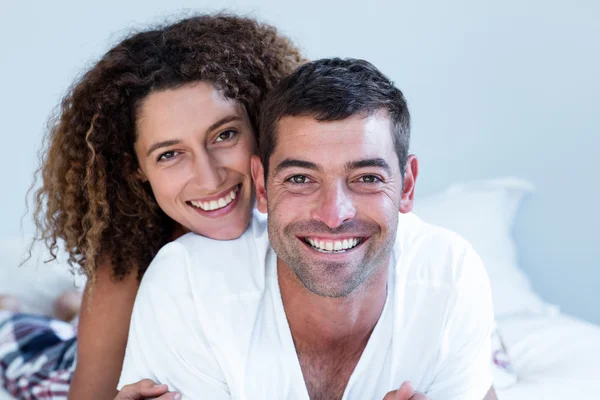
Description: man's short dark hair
xmin=259 ymin=58 xmax=410 ymax=180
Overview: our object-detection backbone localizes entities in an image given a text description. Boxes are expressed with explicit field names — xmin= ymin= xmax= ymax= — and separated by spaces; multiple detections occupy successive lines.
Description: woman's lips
xmin=187 ymin=184 xmax=242 ymax=217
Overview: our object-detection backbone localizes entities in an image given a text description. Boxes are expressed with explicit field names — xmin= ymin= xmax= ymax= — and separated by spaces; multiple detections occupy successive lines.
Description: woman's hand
xmin=116 ymin=379 xmax=181 ymax=400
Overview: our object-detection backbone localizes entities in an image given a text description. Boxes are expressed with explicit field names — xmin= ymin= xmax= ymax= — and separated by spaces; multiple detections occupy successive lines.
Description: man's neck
xmin=278 ymin=260 xmax=389 ymax=400
xmin=277 ymin=259 xmax=389 ymax=349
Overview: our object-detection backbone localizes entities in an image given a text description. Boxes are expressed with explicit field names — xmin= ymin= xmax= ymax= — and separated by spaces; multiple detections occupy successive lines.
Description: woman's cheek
xmin=149 ymin=164 xmax=189 ymax=201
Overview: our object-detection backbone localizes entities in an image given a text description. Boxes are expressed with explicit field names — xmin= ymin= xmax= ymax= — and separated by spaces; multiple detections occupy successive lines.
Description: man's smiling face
xmin=253 ymin=112 xmax=405 ymax=298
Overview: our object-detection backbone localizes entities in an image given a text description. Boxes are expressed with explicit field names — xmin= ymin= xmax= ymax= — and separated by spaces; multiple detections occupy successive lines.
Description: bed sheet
xmin=496 ymin=313 xmax=600 ymax=399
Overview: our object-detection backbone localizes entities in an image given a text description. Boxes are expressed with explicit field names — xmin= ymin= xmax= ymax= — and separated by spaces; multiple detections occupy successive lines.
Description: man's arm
xmin=118 ymin=242 xmax=230 ymax=400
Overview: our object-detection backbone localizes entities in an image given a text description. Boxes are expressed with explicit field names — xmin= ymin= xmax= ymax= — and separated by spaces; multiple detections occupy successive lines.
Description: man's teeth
xmin=189 ymin=186 xmax=238 ymax=211
xmin=305 ymin=238 xmax=361 ymax=253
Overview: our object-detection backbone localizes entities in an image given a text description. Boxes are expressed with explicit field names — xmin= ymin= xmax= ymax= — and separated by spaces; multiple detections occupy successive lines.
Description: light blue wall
xmin=1 ymin=0 xmax=598 ymax=323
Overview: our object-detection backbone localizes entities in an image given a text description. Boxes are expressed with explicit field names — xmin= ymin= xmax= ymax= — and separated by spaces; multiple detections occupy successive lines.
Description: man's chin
xmin=295 ymin=268 xmax=362 ymax=298
xmin=303 ymin=283 xmax=361 ymax=299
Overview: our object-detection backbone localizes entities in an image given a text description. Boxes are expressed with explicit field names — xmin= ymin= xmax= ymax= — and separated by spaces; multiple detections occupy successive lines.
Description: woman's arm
xmin=68 ymin=262 xmax=140 ymax=400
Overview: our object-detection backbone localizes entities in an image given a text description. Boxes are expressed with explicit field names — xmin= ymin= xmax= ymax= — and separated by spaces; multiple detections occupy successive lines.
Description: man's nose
xmin=311 ymin=181 xmax=356 ymax=229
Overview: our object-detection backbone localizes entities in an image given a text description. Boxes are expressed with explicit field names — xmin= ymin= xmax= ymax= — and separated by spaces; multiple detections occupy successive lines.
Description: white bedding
xmin=496 ymin=313 xmax=600 ymax=399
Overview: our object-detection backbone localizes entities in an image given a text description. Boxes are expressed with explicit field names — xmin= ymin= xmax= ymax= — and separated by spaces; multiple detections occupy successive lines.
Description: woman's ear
xmin=135 ymin=168 xmax=148 ymax=182
xmin=251 ymin=155 xmax=268 ymax=214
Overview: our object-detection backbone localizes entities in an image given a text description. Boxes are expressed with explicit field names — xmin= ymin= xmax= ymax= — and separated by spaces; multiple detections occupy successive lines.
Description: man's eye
xmin=358 ymin=175 xmax=380 ymax=183
xmin=157 ymin=151 xmax=178 ymax=162
xmin=288 ymin=175 xmax=308 ymax=184
xmin=215 ymin=130 xmax=237 ymax=142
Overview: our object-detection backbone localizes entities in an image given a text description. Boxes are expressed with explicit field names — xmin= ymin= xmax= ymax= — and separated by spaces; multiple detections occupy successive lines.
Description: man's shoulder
xmin=148 ymin=210 xmax=270 ymax=297
xmin=176 ymin=211 xmax=268 ymax=259
xmin=178 ymin=208 xmax=267 ymax=243
xmin=395 ymin=212 xmax=488 ymax=288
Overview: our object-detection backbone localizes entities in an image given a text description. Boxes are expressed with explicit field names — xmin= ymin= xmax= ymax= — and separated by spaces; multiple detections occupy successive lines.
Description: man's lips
xmin=300 ymin=235 xmax=369 ymax=253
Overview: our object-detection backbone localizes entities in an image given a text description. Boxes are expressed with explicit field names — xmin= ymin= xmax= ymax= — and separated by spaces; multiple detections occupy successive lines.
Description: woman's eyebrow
xmin=145 ymin=115 xmax=243 ymax=157
xmin=146 ymin=139 xmax=182 ymax=156
xmin=205 ymin=115 xmax=243 ymax=134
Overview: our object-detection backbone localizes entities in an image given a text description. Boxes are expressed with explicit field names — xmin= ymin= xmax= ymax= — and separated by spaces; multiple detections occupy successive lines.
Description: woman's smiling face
xmin=134 ymin=81 xmax=256 ymax=240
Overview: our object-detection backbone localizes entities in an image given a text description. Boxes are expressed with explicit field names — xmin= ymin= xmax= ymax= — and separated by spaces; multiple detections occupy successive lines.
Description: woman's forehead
xmin=135 ymin=82 xmax=247 ymax=141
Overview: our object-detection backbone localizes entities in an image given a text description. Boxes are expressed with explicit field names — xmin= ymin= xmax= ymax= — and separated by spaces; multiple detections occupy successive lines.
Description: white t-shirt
xmin=119 ymin=211 xmax=493 ymax=400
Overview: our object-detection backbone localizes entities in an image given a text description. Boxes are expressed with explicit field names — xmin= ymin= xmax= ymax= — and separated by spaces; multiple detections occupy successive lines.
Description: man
xmin=118 ymin=58 xmax=496 ymax=400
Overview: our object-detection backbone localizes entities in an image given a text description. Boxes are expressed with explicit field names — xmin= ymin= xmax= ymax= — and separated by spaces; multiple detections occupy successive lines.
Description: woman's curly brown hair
xmin=32 ymin=13 xmax=304 ymax=284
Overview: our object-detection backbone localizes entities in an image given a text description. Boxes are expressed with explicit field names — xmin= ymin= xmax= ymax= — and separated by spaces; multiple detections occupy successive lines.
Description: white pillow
xmin=0 ymin=236 xmax=85 ymax=316
xmin=413 ymin=177 xmax=550 ymax=318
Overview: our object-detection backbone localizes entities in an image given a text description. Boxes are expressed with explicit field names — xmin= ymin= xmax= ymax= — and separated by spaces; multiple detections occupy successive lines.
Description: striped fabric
xmin=0 ymin=312 xmax=76 ymax=399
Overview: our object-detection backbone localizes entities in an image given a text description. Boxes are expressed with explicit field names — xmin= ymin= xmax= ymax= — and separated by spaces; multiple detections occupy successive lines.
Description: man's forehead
xmin=270 ymin=113 xmax=399 ymax=171
xmin=275 ymin=113 xmax=393 ymax=148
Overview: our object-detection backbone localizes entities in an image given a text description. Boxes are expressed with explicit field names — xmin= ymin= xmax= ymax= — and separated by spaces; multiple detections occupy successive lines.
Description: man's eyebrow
xmin=345 ymin=158 xmax=392 ymax=175
xmin=145 ymin=115 xmax=242 ymax=157
xmin=274 ymin=159 xmax=321 ymax=175
xmin=146 ymin=139 xmax=182 ymax=157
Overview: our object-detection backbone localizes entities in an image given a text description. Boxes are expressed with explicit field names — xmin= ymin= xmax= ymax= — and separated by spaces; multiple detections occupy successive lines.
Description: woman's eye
xmin=288 ymin=175 xmax=309 ymax=184
xmin=215 ymin=130 xmax=237 ymax=142
xmin=157 ymin=151 xmax=178 ymax=162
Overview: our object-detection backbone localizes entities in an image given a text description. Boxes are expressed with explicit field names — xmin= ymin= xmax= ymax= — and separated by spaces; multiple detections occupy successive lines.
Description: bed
xmin=412 ymin=177 xmax=600 ymax=399
xmin=495 ymin=313 xmax=600 ymax=398
xmin=1 ymin=177 xmax=599 ymax=399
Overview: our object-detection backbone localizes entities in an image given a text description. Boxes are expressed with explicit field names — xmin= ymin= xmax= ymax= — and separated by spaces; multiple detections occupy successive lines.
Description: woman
xmin=0 ymin=14 xmax=303 ymax=400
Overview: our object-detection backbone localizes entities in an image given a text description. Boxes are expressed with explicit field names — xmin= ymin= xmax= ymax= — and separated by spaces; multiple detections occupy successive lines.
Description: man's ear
xmin=400 ymin=155 xmax=419 ymax=214
xmin=251 ymin=155 xmax=268 ymax=214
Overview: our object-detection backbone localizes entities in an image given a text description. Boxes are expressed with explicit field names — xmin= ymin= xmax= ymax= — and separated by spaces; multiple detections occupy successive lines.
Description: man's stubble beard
xmin=268 ymin=214 xmax=398 ymax=298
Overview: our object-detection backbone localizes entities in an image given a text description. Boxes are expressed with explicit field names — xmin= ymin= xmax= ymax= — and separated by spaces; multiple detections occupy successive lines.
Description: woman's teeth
xmin=189 ymin=186 xmax=239 ymax=211
xmin=305 ymin=237 xmax=362 ymax=253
